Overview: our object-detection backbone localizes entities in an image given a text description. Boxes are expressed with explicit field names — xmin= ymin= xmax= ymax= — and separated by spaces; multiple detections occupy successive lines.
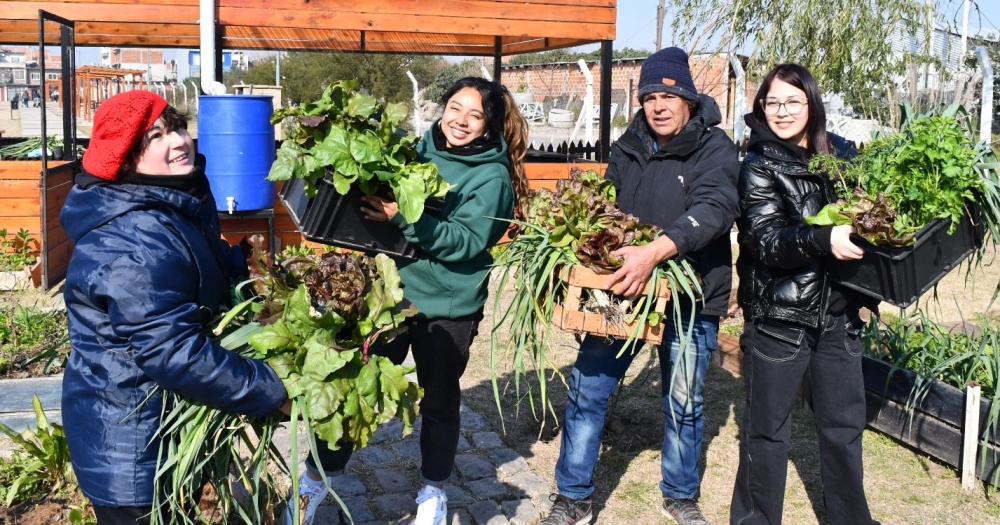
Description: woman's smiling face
xmin=135 ymin=117 xmax=196 ymax=175
xmin=440 ymin=87 xmax=487 ymax=148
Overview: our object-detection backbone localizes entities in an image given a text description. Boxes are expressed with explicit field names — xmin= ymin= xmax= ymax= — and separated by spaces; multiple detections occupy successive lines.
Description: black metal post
xmin=599 ymin=40 xmax=612 ymax=162
xmin=60 ymin=24 xmax=75 ymax=160
xmin=493 ymin=36 xmax=502 ymax=83
xmin=215 ymin=25 xmax=224 ymax=83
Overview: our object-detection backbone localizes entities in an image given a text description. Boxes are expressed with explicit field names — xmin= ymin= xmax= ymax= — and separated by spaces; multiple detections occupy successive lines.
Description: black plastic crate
xmin=829 ymin=213 xmax=984 ymax=308
xmin=280 ymin=176 xmax=419 ymax=261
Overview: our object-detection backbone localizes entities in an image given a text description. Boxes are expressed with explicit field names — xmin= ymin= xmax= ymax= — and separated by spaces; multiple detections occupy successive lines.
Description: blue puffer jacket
xmin=60 ymin=169 xmax=287 ymax=507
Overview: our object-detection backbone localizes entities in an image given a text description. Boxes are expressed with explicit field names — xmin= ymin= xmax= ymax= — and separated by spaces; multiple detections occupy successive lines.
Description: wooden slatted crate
xmin=551 ymin=265 xmax=671 ymax=345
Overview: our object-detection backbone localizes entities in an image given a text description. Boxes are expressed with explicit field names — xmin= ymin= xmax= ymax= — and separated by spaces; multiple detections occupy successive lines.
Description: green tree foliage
xmin=668 ymin=0 xmax=932 ymax=119
xmin=227 ymin=52 xmax=448 ymax=106
xmin=506 ymin=47 xmax=650 ymax=67
xmin=423 ymin=59 xmax=483 ymax=103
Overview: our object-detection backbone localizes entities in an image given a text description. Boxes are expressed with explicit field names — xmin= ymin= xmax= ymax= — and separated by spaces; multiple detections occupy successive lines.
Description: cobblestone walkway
xmin=276 ymin=402 xmax=549 ymax=525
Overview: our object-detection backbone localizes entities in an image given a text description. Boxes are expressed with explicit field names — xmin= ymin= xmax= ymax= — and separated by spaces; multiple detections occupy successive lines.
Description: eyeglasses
xmin=761 ymin=98 xmax=807 ymax=115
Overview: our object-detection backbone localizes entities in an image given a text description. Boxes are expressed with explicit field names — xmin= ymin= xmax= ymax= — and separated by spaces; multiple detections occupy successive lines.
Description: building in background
xmin=890 ymin=20 xmax=999 ymax=92
xmin=0 ymin=46 xmax=61 ymax=103
xmin=500 ymin=54 xmax=752 ymax=131
xmin=100 ymin=47 xmax=178 ymax=83
xmin=187 ymin=50 xmax=249 ymax=79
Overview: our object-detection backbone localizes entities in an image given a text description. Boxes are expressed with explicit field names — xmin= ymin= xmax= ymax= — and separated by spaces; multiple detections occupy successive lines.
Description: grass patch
xmin=0 ymin=228 xmax=36 ymax=272
xmin=0 ymin=306 xmax=68 ymax=377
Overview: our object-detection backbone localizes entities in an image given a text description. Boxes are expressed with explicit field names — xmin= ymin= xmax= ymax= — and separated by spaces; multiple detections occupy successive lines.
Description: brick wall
xmin=501 ymin=54 xmax=755 ymax=129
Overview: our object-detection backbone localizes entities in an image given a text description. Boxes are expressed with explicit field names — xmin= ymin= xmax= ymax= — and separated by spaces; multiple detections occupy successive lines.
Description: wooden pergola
xmin=1 ymin=1 xmax=615 ymax=56
xmin=3 ymin=0 xmax=618 ymax=158
xmin=76 ymin=65 xmax=147 ymax=120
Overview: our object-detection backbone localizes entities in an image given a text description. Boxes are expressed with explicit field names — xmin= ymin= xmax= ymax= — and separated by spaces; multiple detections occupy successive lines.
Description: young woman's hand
xmin=278 ymin=399 xmax=293 ymax=416
xmin=830 ymin=225 xmax=864 ymax=261
xmin=360 ymin=195 xmax=399 ymax=222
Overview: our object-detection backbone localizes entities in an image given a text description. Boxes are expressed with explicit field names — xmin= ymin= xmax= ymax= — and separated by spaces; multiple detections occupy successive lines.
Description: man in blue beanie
xmin=541 ymin=47 xmax=739 ymax=525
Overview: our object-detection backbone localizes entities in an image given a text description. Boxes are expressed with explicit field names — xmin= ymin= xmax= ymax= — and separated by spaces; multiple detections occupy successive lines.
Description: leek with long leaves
xmin=490 ymin=169 xmax=703 ymax=430
xmin=150 ymin=245 xmax=422 ymax=524
xmin=865 ymin=310 xmax=1000 ymax=486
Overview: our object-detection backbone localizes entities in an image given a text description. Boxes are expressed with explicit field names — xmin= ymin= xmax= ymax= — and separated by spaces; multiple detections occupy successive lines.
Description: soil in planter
xmin=0 ymin=493 xmax=93 ymax=525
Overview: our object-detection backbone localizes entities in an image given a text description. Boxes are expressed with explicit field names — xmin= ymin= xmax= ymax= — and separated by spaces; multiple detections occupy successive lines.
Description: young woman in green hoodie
xmin=287 ymin=77 xmax=529 ymax=525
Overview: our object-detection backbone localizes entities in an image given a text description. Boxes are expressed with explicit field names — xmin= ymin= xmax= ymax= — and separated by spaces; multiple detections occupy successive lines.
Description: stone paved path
xmin=0 ymin=375 xmax=550 ymax=525
xmin=274 ymin=402 xmax=549 ymax=525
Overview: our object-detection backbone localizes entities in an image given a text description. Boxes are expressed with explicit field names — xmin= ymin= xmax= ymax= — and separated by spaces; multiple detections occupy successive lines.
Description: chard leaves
xmin=268 ymin=80 xmax=449 ymax=222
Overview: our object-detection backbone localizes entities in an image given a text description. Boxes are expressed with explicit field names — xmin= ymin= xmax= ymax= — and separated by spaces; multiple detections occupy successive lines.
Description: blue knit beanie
xmin=637 ymin=47 xmax=698 ymax=103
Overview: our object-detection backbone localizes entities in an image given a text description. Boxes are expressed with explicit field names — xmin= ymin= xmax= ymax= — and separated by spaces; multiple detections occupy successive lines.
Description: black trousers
xmin=730 ymin=311 xmax=875 ymax=525
xmin=92 ymin=506 xmax=150 ymax=525
xmin=308 ymin=310 xmax=483 ymax=482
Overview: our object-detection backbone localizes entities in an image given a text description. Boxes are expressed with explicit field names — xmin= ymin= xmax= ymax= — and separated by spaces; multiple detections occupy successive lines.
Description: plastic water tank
xmin=198 ymin=95 xmax=275 ymax=212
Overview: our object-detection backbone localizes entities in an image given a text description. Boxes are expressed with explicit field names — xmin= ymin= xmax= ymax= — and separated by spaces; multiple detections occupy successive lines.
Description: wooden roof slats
xmin=1 ymin=0 xmax=615 ymax=55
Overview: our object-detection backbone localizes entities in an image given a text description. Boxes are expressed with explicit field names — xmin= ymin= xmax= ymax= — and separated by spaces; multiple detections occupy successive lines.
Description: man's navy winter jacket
xmin=606 ymin=95 xmax=740 ymax=317
xmin=60 ymin=170 xmax=286 ymax=507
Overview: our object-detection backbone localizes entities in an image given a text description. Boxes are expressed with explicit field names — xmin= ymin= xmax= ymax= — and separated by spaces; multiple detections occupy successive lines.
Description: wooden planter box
xmin=551 ymin=265 xmax=671 ymax=345
xmin=0 ymin=160 xmax=75 ymax=290
xmin=863 ymin=356 xmax=1000 ymax=487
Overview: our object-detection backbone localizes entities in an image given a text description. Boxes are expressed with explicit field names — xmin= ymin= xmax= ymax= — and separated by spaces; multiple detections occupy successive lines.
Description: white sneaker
xmin=414 ymin=484 xmax=448 ymax=525
xmin=282 ymin=472 xmax=330 ymax=525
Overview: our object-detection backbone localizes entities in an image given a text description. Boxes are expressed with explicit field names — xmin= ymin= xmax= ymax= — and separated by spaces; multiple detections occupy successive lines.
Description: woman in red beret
xmin=60 ymin=90 xmax=290 ymax=524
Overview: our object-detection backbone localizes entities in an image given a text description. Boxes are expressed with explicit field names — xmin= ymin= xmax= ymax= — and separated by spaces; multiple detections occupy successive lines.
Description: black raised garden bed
xmin=280 ymin=175 xmax=420 ymax=261
xmin=830 ymin=213 xmax=984 ymax=308
xmin=863 ymin=356 xmax=1000 ymax=487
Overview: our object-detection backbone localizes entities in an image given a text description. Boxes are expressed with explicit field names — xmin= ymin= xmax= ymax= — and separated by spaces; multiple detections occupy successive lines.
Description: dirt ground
xmin=461 ymin=260 xmax=1000 ymax=525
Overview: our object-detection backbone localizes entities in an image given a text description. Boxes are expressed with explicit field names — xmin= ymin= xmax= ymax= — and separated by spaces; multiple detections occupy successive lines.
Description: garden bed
xmin=863 ymin=356 xmax=1000 ymax=487
xmin=0 ymin=159 xmax=76 ymax=290
xmin=0 ymin=305 xmax=68 ymax=380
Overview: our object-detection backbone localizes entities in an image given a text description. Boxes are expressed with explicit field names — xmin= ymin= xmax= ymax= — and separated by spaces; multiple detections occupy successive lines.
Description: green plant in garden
xmin=865 ymin=312 xmax=1000 ymax=485
xmin=491 ymin=169 xmax=702 ymax=428
xmin=267 ymin=80 xmax=450 ymax=223
xmin=0 ymin=306 xmax=69 ymax=376
xmin=152 ymin=242 xmax=421 ymax=525
xmin=0 ymin=396 xmax=77 ymax=507
xmin=807 ymin=106 xmax=994 ymax=247
xmin=0 ymin=137 xmax=64 ymax=160
xmin=0 ymin=228 xmax=36 ymax=271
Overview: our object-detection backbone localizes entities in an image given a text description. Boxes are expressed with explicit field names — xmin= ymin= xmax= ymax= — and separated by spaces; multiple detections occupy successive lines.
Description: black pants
xmin=308 ymin=311 xmax=482 ymax=482
xmin=730 ymin=311 xmax=874 ymax=525
xmin=92 ymin=506 xmax=150 ymax=525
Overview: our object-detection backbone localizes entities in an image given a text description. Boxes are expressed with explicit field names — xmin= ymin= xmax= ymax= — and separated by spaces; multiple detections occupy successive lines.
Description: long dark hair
xmin=751 ymin=64 xmax=830 ymax=155
xmin=440 ymin=77 xmax=530 ymax=221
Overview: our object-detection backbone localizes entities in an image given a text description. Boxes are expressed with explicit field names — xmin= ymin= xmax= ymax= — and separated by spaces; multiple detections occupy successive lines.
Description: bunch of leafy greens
xmin=267 ymin=80 xmax=450 ymax=223
xmin=491 ymin=169 xmax=701 ymax=429
xmin=246 ymin=248 xmax=421 ymax=448
xmin=524 ymin=170 xmax=662 ymax=271
xmin=151 ymin=241 xmax=421 ymax=525
xmin=806 ymin=107 xmax=984 ymax=246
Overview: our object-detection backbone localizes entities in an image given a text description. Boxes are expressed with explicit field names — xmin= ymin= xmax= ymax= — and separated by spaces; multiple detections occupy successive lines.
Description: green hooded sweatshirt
xmin=389 ymin=127 xmax=514 ymax=319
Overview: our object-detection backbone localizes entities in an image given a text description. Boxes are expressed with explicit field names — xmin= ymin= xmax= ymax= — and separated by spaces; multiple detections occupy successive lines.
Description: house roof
xmin=1 ymin=1 xmax=617 ymax=56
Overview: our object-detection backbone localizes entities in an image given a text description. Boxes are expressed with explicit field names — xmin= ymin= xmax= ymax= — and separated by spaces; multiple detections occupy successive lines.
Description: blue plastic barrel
xmin=198 ymin=95 xmax=275 ymax=212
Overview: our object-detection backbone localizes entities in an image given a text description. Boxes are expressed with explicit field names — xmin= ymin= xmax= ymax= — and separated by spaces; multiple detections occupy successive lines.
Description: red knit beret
xmin=82 ymin=90 xmax=169 ymax=181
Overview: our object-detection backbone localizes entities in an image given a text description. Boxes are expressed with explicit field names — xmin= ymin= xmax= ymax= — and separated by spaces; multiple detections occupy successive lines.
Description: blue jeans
xmin=554 ymin=314 xmax=719 ymax=501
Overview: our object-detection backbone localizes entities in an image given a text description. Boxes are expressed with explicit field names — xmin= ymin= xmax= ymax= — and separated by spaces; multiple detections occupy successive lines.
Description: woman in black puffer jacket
xmin=730 ymin=64 xmax=879 ymax=525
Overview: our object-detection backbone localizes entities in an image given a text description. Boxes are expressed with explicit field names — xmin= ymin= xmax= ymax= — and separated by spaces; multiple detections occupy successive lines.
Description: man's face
xmin=642 ymin=92 xmax=692 ymax=143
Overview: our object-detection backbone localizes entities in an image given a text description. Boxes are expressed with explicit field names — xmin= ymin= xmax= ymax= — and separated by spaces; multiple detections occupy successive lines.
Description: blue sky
xmin=74 ymin=0 xmax=1000 ymax=77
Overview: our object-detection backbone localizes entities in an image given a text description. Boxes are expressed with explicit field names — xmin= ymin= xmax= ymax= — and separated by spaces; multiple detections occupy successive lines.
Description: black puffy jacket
xmin=608 ymin=95 xmax=740 ymax=317
xmin=736 ymin=114 xmax=860 ymax=328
